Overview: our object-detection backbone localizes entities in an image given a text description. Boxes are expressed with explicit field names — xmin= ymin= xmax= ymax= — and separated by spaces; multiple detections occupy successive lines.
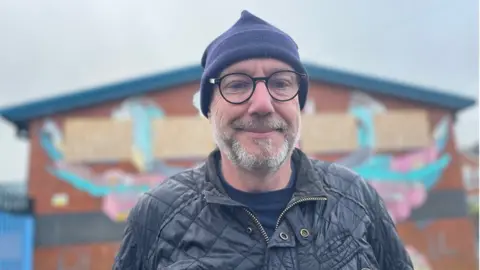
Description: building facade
xmin=460 ymin=143 xmax=479 ymax=250
xmin=460 ymin=144 xmax=479 ymax=213
xmin=0 ymin=63 xmax=477 ymax=270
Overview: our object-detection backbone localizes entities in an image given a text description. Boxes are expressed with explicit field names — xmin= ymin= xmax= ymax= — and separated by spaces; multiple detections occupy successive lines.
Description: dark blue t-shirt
xmin=218 ymin=160 xmax=296 ymax=237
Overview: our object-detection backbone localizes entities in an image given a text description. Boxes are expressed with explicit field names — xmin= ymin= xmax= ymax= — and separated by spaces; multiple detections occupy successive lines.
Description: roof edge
xmin=0 ymin=63 xmax=476 ymax=136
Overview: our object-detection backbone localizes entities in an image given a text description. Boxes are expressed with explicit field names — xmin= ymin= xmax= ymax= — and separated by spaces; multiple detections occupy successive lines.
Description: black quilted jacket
xmin=113 ymin=149 xmax=413 ymax=270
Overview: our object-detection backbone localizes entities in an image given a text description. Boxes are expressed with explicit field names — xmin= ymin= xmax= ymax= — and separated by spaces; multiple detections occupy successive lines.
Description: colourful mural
xmin=39 ymin=92 xmax=450 ymax=224
xmin=341 ymin=92 xmax=451 ymax=223
xmin=40 ymin=98 xmax=190 ymax=221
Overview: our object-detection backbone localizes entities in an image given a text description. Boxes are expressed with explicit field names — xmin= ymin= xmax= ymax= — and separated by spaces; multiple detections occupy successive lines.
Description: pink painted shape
xmin=369 ymin=181 xmax=427 ymax=223
xmin=390 ymin=146 xmax=438 ymax=172
xmin=101 ymin=174 xmax=167 ymax=220
xmin=133 ymin=174 xmax=167 ymax=187
xmin=102 ymin=192 xmax=141 ymax=221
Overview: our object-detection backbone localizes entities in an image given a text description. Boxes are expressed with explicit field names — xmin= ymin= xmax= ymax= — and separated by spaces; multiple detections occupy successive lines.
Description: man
xmin=113 ymin=10 xmax=413 ymax=270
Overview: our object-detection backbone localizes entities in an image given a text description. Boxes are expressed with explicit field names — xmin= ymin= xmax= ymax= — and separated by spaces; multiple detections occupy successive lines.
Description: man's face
xmin=209 ymin=58 xmax=302 ymax=173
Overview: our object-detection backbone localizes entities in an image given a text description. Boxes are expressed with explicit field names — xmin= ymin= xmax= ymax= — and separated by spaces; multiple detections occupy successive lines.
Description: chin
xmin=246 ymin=145 xmax=284 ymax=159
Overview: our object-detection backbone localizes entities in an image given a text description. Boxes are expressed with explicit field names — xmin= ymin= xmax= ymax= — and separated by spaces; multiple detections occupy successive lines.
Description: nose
xmin=247 ymin=81 xmax=274 ymax=115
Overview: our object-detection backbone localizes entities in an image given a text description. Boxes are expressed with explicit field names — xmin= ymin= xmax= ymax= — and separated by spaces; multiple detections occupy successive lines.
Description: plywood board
xmin=63 ymin=118 xmax=133 ymax=162
xmin=301 ymin=114 xmax=358 ymax=154
xmin=152 ymin=116 xmax=215 ymax=159
xmin=374 ymin=110 xmax=431 ymax=151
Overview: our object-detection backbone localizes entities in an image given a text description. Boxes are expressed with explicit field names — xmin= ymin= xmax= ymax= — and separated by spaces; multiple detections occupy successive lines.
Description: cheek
xmin=275 ymin=102 xmax=300 ymax=127
xmin=210 ymin=102 xmax=232 ymax=130
xmin=211 ymin=97 xmax=247 ymax=125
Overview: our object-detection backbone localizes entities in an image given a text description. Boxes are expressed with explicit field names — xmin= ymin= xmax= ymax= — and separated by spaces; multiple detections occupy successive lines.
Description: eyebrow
xmin=220 ymin=66 xmax=294 ymax=77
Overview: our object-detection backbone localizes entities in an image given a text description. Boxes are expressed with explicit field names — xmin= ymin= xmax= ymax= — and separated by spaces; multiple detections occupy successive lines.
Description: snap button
xmin=360 ymin=268 xmax=370 ymax=270
xmin=246 ymin=227 xmax=253 ymax=234
xmin=300 ymin=228 xmax=310 ymax=238
xmin=279 ymin=232 xmax=289 ymax=240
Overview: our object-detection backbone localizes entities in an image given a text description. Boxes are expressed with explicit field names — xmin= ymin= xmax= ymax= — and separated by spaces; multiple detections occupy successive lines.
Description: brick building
xmin=0 ymin=63 xmax=477 ymax=269
xmin=460 ymin=143 xmax=479 ymax=211
xmin=460 ymin=143 xmax=479 ymax=249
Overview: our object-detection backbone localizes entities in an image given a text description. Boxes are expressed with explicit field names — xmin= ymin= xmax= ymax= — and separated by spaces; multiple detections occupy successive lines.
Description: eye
xmin=227 ymin=80 xmax=251 ymax=89
xmin=269 ymin=78 xmax=292 ymax=89
xmin=221 ymin=74 xmax=252 ymax=93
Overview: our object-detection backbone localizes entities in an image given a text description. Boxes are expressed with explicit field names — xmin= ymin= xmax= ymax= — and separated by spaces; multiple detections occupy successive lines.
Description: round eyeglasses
xmin=209 ymin=70 xmax=306 ymax=104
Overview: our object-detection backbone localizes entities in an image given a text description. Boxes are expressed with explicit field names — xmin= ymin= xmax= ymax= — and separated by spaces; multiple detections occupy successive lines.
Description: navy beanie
xmin=199 ymin=10 xmax=309 ymax=117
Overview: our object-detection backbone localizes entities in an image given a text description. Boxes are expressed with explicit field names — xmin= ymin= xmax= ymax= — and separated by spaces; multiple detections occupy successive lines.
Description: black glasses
xmin=209 ymin=70 xmax=306 ymax=104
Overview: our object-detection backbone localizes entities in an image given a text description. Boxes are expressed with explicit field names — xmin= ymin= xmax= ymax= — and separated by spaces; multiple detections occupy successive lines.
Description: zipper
xmin=275 ymin=196 xmax=327 ymax=230
xmin=243 ymin=208 xmax=270 ymax=243
xmin=243 ymin=196 xmax=328 ymax=244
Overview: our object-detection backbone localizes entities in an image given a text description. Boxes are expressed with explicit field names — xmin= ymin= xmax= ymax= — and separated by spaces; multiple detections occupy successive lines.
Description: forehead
xmin=221 ymin=58 xmax=293 ymax=76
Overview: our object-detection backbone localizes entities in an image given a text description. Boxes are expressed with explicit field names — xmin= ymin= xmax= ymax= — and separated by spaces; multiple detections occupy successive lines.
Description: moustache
xmin=230 ymin=117 xmax=288 ymax=132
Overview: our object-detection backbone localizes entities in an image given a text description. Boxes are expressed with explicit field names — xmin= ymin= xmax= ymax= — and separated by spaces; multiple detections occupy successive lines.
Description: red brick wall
xmin=398 ymin=219 xmax=477 ymax=270
xmin=27 ymin=80 xmax=477 ymax=269
xmin=27 ymin=82 xmax=200 ymax=215
xmin=34 ymin=242 xmax=120 ymax=270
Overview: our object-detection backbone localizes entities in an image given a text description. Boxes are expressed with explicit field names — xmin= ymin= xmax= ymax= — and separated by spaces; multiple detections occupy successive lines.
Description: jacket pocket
xmin=314 ymin=232 xmax=378 ymax=270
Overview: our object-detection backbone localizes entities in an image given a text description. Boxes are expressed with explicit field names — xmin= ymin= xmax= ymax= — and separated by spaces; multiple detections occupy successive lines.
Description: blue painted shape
xmin=0 ymin=212 xmax=34 ymax=270
xmin=0 ymin=63 xmax=475 ymax=135
xmin=434 ymin=117 xmax=450 ymax=151
xmin=352 ymin=154 xmax=451 ymax=189
xmin=131 ymin=105 xmax=152 ymax=171
xmin=131 ymin=102 xmax=165 ymax=171
xmin=48 ymin=168 xmax=150 ymax=197
xmin=39 ymin=129 xmax=63 ymax=161
xmin=350 ymin=106 xmax=375 ymax=148
xmin=146 ymin=104 xmax=165 ymax=118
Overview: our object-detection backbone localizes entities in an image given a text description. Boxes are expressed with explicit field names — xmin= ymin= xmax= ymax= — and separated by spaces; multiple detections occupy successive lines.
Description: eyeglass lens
xmin=219 ymin=71 xmax=301 ymax=103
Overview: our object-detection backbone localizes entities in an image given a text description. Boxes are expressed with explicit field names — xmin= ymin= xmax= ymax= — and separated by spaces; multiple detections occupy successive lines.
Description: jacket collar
xmin=202 ymin=148 xmax=328 ymax=205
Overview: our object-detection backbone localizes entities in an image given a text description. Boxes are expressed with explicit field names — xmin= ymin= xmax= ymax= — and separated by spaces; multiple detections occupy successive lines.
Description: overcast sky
xmin=0 ymin=0 xmax=478 ymax=182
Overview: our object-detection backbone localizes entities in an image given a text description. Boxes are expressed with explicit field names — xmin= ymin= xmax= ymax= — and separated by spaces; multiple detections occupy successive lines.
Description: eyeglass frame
xmin=208 ymin=70 xmax=307 ymax=105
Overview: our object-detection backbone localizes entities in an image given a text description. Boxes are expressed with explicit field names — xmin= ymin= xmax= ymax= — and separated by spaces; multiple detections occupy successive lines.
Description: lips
xmin=237 ymin=126 xmax=284 ymax=133
xmin=243 ymin=128 xmax=276 ymax=133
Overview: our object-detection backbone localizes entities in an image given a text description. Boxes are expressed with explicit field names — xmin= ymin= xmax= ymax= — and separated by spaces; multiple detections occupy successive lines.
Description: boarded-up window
xmin=63 ymin=118 xmax=133 ymax=163
xmin=374 ymin=110 xmax=431 ymax=151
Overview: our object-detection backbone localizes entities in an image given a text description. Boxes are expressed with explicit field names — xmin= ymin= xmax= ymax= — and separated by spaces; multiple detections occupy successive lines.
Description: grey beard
xmin=213 ymin=128 xmax=299 ymax=173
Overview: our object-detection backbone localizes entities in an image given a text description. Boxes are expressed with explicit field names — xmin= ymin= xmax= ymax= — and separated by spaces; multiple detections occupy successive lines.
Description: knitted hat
xmin=199 ymin=10 xmax=309 ymax=117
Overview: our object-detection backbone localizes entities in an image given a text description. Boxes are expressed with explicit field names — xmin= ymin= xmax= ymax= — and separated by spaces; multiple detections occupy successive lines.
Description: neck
xmin=220 ymin=153 xmax=293 ymax=192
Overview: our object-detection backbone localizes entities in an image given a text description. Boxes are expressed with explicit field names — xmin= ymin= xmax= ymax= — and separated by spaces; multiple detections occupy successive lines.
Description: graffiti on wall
xmin=341 ymin=92 xmax=451 ymax=224
xmin=40 ymin=92 xmax=450 ymax=230
xmin=40 ymin=98 xmax=192 ymax=221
